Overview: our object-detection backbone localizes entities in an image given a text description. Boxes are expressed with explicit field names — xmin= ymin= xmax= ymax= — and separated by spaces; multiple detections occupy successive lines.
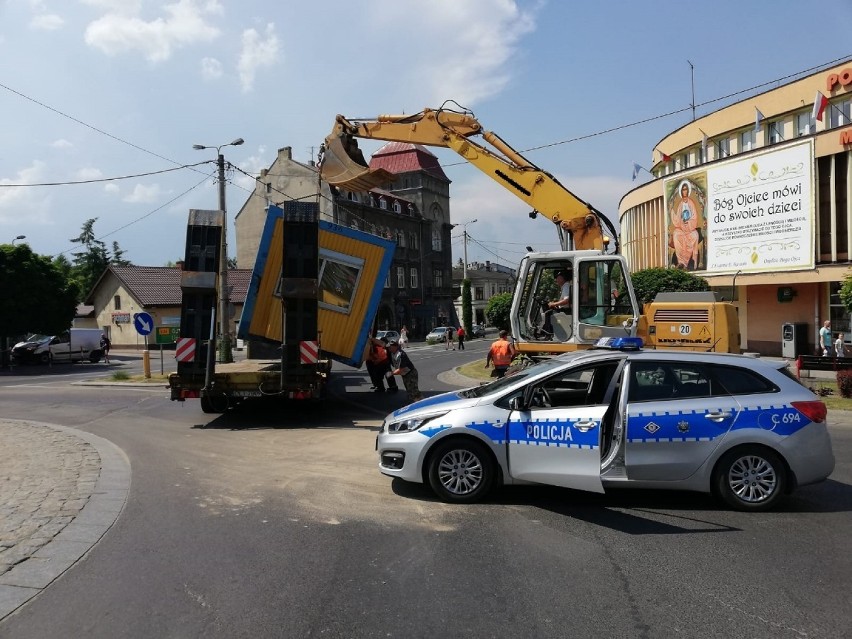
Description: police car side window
xmin=711 ymin=365 xmax=777 ymax=395
xmin=629 ymin=362 xmax=712 ymax=401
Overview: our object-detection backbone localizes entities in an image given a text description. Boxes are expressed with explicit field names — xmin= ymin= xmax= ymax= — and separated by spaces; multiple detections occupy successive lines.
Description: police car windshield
xmin=459 ymin=357 xmax=571 ymax=398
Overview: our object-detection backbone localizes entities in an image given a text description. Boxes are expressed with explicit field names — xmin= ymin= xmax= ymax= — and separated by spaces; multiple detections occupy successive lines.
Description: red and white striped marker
xmin=300 ymin=340 xmax=318 ymax=364
xmin=175 ymin=337 xmax=196 ymax=362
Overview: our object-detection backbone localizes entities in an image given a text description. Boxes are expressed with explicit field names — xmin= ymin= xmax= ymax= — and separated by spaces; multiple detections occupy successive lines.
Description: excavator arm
xmin=318 ymin=104 xmax=618 ymax=252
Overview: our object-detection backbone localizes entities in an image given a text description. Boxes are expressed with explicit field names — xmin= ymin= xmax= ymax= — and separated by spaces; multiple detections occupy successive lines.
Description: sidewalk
xmin=0 ymin=420 xmax=130 ymax=622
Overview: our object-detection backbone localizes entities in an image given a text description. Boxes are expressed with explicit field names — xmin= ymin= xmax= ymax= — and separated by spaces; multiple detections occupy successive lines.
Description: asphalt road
xmin=1 ymin=343 xmax=851 ymax=638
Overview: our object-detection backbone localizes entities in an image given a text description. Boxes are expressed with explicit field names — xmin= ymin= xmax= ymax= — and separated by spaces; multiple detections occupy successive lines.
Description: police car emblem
xmin=677 ymin=420 xmax=689 ymax=433
xmin=644 ymin=422 xmax=661 ymax=434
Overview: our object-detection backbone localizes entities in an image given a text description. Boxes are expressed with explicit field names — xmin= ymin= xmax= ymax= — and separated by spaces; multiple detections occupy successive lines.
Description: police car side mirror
xmin=509 ymin=396 xmax=525 ymax=411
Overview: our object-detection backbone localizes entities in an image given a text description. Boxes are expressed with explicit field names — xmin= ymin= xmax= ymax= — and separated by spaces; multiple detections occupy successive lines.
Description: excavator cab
xmin=319 ymin=133 xmax=396 ymax=192
xmin=510 ymin=251 xmax=640 ymax=354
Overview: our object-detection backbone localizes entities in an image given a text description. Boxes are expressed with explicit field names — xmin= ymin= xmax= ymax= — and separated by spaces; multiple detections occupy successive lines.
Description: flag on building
xmin=659 ymin=150 xmax=671 ymax=163
xmin=812 ymin=90 xmax=829 ymax=122
xmin=754 ymin=108 xmax=765 ymax=132
xmin=632 ymin=163 xmax=643 ymax=181
xmin=701 ymin=131 xmax=708 ymax=158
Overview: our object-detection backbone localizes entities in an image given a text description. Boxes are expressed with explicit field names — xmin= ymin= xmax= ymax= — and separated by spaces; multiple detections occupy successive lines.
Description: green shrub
xmin=111 ymin=370 xmax=130 ymax=381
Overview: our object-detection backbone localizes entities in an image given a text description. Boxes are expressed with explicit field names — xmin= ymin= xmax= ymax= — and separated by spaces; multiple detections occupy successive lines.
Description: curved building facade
xmin=620 ymin=59 xmax=852 ymax=355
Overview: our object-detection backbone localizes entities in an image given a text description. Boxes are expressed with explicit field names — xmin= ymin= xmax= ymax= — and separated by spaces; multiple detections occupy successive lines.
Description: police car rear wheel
xmin=714 ymin=446 xmax=787 ymax=511
xmin=428 ymin=439 xmax=494 ymax=503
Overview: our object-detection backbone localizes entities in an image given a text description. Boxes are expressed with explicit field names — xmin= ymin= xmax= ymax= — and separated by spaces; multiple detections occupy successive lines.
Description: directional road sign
xmin=133 ymin=312 xmax=154 ymax=336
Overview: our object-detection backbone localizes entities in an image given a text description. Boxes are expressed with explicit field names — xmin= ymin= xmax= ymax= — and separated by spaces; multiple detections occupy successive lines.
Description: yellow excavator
xmin=318 ymin=103 xmax=739 ymax=355
xmin=318 ymin=102 xmax=618 ymax=253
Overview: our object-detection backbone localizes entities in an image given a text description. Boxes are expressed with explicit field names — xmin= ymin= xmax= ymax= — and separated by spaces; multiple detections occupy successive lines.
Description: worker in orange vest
xmin=366 ymin=336 xmax=399 ymax=393
xmin=485 ymin=330 xmax=516 ymax=378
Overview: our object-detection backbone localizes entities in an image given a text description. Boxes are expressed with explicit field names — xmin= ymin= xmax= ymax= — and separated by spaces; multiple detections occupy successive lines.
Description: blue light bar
xmin=594 ymin=336 xmax=644 ymax=351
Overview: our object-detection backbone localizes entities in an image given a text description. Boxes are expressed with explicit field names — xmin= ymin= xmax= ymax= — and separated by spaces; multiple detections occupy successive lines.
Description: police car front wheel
xmin=427 ymin=439 xmax=495 ymax=504
xmin=714 ymin=446 xmax=787 ymax=511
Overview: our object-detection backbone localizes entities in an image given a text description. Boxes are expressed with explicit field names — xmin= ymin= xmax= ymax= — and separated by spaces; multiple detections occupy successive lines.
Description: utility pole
xmin=688 ymin=60 xmax=696 ymax=121
xmin=461 ymin=218 xmax=477 ymax=279
xmin=193 ymin=137 xmax=244 ymax=363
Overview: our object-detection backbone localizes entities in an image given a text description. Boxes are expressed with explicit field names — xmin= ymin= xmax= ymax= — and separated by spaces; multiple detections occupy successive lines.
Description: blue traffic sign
xmin=133 ymin=312 xmax=154 ymax=336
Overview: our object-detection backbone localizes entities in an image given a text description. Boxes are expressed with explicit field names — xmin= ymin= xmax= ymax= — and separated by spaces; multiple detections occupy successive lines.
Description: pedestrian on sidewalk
xmin=835 ymin=333 xmax=846 ymax=358
xmin=820 ymin=320 xmax=833 ymax=357
xmin=457 ymin=326 xmax=466 ymax=350
xmin=100 ymin=333 xmax=111 ymax=364
xmin=398 ymin=325 xmax=409 ymax=350
xmin=445 ymin=327 xmax=454 ymax=350
xmin=386 ymin=340 xmax=422 ymax=402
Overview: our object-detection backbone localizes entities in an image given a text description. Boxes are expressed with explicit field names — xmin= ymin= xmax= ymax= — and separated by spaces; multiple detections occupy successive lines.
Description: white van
xmin=49 ymin=329 xmax=105 ymax=363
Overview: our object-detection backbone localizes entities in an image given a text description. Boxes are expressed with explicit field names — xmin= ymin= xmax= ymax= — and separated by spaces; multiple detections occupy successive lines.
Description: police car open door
xmin=506 ymin=362 xmax=620 ymax=494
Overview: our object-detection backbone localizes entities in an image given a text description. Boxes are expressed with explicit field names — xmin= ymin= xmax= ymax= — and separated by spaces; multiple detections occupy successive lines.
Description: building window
xmin=768 ymin=120 xmax=784 ymax=145
xmin=409 ymin=231 xmax=419 ymax=249
xmin=681 ymin=153 xmax=690 ymax=169
xmin=409 ymin=267 xmax=418 ymax=289
xmin=475 ymin=287 xmax=484 ymax=301
xmin=393 ymin=200 xmax=401 ymax=213
xmin=396 ymin=230 xmax=406 ymax=248
xmin=432 ymin=228 xmax=442 ymax=251
xmin=830 ymin=281 xmax=851 ymax=339
xmin=740 ymin=129 xmax=755 ymax=152
xmin=379 ymin=197 xmax=387 ymax=210
xmin=384 ymin=271 xmax=390 ymax=288
xmin=829 ymin=98 xmax=852 ymax=129
xmin=265 ymin=182 xmax=271 ymax=194
xmin=716 ymin=137 xmax=730 ymax=158
xmin=433 ymin=269 xmax=443 ymax=289
xmin=114 ymin=295 xmax=121 ymax=310
xmin=796 ymin=111 xmax=812 ymax=137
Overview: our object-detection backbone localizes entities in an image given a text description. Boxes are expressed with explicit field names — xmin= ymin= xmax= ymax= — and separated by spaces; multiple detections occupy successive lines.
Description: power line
xmin=0 ymin=161 xmax=211 ymax=187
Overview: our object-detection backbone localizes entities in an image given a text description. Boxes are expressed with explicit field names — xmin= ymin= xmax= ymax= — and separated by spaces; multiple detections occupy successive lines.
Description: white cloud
xmin=123 ymin=183 xmax=166 ymax=203
xmin=360 ymin=0 xmax=537 ymax=106
xmin=51 ymin=139 xmax=73 ymax=149
xmin=237 ymin=23 xmax=279 ymax=93
xmin=0 ymin=161 xmax=53 ymax=225
xmin=75 ymin=167 xmax=104 ymax=181
xmin=103 ymin=183 xmax=120 ymax=194
xmin=84 ymin=0 xmax=221 ymax=62
xmin=30 ymin=13 xmax=64 ymax=30
xmin=200 ymin=56 xmax=222 ymax=80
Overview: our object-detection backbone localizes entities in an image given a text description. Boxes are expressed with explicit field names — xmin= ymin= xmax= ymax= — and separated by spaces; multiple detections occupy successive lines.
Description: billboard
xmin=664 ymin=139 xmax=814 ymax=275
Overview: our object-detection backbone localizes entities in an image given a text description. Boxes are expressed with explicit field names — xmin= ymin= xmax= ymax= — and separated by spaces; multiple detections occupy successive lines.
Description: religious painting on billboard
xmin=665 ymin=173 xmax=708 ymax=271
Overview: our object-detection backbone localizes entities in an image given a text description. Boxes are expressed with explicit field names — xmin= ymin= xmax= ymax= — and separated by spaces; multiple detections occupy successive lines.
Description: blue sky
xmin=1 ymin=0 xmax=850 ymax=272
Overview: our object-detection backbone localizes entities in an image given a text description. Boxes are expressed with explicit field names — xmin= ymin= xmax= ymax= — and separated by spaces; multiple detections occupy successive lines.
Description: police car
xmin=377 ymin=338 xmax=835 ymax=511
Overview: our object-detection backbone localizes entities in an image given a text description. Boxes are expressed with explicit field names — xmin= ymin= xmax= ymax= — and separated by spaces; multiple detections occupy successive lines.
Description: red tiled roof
xmin=106 ymin=266 xmax=251 ymax=306
xmin=369 ymin=142 xmax=450 ymax=183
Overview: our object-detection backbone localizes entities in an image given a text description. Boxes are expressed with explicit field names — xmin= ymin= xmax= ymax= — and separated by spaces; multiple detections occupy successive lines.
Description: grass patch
xmin=109 ymin=371 xmax=170 ymax=383
xmin=457 ymin=360 xmax=494 ymax=382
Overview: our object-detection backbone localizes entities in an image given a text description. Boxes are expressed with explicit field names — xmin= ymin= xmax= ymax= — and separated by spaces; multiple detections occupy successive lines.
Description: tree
xmin=0 ymin=244 xmax=79 ymax=337
xmin=485 ymin=292 xmax=513 ymax=331
xmin=461 ymin=279 xmax=472 ymax=334
xmin=630 ymin=267 xmax=711 ymax=309
xmin=68 ymin=218 xmax=131 ymax=297
xmin=839 ymin=272 xmax=852 ymax=313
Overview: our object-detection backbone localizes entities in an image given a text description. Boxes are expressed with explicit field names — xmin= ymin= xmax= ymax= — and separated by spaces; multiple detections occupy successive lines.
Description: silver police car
xmin=377 ymin=339 xmax=835 ymax=511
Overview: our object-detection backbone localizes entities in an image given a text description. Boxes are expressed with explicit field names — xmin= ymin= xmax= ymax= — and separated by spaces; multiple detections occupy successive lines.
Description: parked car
xmin=11 ymin=329 xmax=104 ymax=364
xmin=11 ymin=334 xmax=54 ymax=364
xmin=375 ymin=330 xmax=400 ymax=343
xmin=426 ymin=326 xmax=455 ymax=345
xmin=377 ymin=338 xmax=834 ymax=511
xmin=471 ymin=324 xmax=486 ymax=338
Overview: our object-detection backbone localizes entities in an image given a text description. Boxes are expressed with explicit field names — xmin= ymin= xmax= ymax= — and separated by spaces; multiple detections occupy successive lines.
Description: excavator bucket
xmin=319 ymin=135 xmax=396 ymax=192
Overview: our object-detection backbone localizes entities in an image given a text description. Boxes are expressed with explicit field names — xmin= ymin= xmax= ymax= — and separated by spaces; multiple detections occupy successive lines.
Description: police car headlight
xmin=387 ymin=412 xmax=448 ymax=434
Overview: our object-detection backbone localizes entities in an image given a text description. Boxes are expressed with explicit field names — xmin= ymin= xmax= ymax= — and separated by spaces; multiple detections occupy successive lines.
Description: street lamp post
xmin=11 ymin=235 xmax=25 ymax=245
xmin=192 ymin=137 xmax=244 ymax=363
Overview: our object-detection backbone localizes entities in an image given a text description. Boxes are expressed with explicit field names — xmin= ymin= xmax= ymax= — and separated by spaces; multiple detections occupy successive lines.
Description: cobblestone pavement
xmin=0 ymin=420 xmax=130 ymax=621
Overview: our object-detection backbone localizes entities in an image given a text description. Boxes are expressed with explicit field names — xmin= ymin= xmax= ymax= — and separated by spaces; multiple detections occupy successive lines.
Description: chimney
xmin=176 ymin=260 xmax=185 ymax=271
xmin=485 ymin=260 xmax=491 ymax=271
xmin=280 ymin=146 xmax=293 ymax=160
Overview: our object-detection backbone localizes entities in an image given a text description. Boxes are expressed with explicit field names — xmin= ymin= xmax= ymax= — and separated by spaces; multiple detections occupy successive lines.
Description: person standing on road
xmin=100 ymin=333 xmax=111 ymax=364
xmin=456 ymin=326 xmax=466 ymax=350
xmin=386 ymin=340 xmax=422 ymax=402
xmin=820 ymin=320 xmax=833 ymax=357
xmin=398 ymin=325 xmax=409 ymax=350
xmin=835 ymin=333 xmax=846 ymax=358
xmin=486 ymin=330 xmax=516 ymax=378
xmin=445 ymin=327 xmax=454 ymax=351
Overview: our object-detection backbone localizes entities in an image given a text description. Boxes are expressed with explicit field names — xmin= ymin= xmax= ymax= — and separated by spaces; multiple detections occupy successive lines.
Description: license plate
xmin=231 ymin=390 xmax=262 ymax=397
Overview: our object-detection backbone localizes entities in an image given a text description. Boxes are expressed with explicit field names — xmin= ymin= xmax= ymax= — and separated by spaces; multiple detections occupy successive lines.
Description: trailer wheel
xmin=39 ymin=352 xmax=50 ymax=364
xmin=200 ymin=393 xmax=228 ymax=414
